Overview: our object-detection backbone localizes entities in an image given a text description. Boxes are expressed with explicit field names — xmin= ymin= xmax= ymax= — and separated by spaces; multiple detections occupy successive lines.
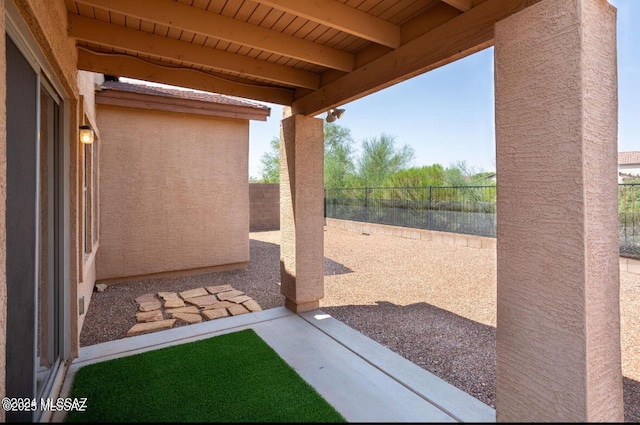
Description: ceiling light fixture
xmin=325 ymin=108 xmax=345 ymax=123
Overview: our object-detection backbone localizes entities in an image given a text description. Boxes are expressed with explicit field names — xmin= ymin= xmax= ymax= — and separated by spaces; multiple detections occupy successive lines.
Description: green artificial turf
xmin=64 ymin=329 xmax=346 ymax=423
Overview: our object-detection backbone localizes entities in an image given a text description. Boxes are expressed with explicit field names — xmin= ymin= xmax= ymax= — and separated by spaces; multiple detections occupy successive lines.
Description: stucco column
xmin=279 ymin=110 xmax=324 ymax=313
xmin=494 ymin=0 xmax=622 ymax=421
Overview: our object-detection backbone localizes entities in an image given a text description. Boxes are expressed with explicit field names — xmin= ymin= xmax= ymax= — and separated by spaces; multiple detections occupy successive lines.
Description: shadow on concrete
xmin=321 ymin=301 xmax=497 ymax=408
xmin=322 ymin=301 xmax=640 ymax=421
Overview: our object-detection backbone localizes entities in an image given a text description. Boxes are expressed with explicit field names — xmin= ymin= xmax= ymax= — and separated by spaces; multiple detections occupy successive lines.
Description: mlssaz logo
xmin=39 ymin=398 xmax=88 ymax=412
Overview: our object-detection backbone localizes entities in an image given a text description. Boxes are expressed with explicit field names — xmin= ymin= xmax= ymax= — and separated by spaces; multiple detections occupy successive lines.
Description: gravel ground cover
xmin=81 ymin=227 xmax=640 ymax=422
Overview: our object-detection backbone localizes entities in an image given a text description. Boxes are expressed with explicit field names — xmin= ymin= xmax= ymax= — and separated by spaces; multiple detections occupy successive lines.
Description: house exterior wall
xmin=620 ymin=164 xmax=640 ymax=178
xmin=250 ymin=183 xmax=280 ymax=231
xmin=76 ymin=70 xmax=99 ymax=340
xmin=96 ymin=104 xmax=249 ymax=281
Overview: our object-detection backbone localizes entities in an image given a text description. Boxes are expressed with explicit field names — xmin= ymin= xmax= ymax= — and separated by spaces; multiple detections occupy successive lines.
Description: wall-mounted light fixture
xmin=79 ymin=124 xmax=94 ymax=144
xmin=325 ymin=108 xmax=346 ymax=123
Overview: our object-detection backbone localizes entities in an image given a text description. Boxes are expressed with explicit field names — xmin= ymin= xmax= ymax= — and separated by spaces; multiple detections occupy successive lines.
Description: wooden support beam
xmin=253 ymin=0 xmax=401 ymax=48
xmin=68 ymin=14 xmax=319 ymax=90
xmin=74 ymin=0 xmax=354 ymax=71
xmin=441 ymin=0 xmax=473 ymax=12
xmin=77 ymin=49 xmax=294 ymax=105
xmin=292 ymin=0 xmax=542 ymax=116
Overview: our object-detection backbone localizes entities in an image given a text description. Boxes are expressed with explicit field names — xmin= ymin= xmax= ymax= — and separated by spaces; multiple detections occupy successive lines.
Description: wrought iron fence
xmin=325 ymin=186 xmax=497 ymax=238
xmin=325 ymin=183 xmax=640 ymax=259
xmin=620 ymin=183 xmax=640 ymax=259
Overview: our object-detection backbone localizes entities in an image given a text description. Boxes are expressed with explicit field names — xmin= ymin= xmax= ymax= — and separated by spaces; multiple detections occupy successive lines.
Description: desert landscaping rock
xmin=206 ymin=284 xmax=233 ymax=294
xmin=228 ymin=304 xmax=249 ymax=316
xmin=165 ymin=306 xmax=200 ymax=315
xmin=80 ymin=228 xmax=640 ymax=422
xmin=201 ymin=301 xmax=234 ymax=310
xmin=172 ymin=312 xmax=202 ymax=324
xmin=164 ymin=298 xmax=186 ymax=308
xmin=184 ymin=294 xmax=219 ymax=308
xmin=138 ymin=300 xmax=162 ymax=312
xmin=126 ymin=319 xmax=176 ymax=337
xmin=95 ymin=283 xmax=108 ymax=293
xmin=242 ymin=300 xmax=262 ymax=312
xmin=135 ymin=310 xmax=163 ymax=322
xmin=179 ymin=287 xmax=208 ymax=299
xmin=134 ymin=293 xmax=157 ymax=304
xmin=229 ymin=295 xmax=252 ymax=304
xmin=202 ymin=308 xmax=229 ymax=321
xmin=217 ymin=290 xmax=244 ymax=301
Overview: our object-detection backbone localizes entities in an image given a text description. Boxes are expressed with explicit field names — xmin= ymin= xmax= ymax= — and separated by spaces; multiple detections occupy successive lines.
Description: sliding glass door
xmin=6 ymin=33 xmax=64 ymax=422
xmin=37 ymin=81 xmax=62 ymax=400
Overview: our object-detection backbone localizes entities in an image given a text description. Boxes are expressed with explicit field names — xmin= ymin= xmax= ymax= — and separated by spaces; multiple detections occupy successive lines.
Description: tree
xmin=443 ymin=160 xmax=484 ymax=186
xmin=258 ymin=123 xmax=357 ymax=186
xmin=387 ymin=164 xmax=445 ymax=187
xmin=324 ymin=123 xmax=356 ymax=188
xmin=258 ymin=136 xmax=280 ymax=183
xmin=356 ymin=133 xmax=414 ymax=187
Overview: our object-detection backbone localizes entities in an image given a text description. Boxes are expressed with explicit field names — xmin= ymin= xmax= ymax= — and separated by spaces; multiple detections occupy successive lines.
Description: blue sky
xmin=248 ymin=0 xmax=639 ymax=179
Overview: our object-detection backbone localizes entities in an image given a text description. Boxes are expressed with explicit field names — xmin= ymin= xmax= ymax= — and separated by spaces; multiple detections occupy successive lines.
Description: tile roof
xmin=619 ymin=151 xmax=640 ymax=165
xmin=100 ymin=80 xmax=270 ymax=111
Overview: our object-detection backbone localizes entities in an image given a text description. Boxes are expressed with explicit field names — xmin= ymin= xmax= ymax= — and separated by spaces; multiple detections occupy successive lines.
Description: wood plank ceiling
xmin=66 ymin=0 xmax=540 ymax=116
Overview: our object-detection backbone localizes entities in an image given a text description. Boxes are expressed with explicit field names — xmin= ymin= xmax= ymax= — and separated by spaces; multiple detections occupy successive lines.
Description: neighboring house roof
xmin=619 ymin=151 xmax=640 ymax=166
xmin=96 ymin=80 xmax=271 ymax=121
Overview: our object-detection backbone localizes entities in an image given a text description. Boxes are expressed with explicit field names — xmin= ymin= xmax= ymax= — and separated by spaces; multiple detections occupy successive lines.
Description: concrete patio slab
xmin=55 ymin=307 xmax=495 ymax=423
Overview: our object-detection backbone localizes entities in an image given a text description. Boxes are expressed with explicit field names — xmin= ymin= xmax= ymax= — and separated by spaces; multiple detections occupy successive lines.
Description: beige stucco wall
xmin=249 ymin=183 xmax=280 ymax=231
xmin=77 ymin=70 xmax=98 ymax=130
xmin=76 ymin=71 xmax=99 ymax=341
xmin=495 ymin=0 xmax=621 ymax=421
xmin=96 ymin=104 xmax=250 ymax=281
xmin=14 ymin=0 xmax=78 ymax=96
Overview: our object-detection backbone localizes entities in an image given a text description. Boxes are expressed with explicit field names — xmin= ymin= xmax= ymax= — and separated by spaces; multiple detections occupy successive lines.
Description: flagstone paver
xmin=229 ymin=295 xmax=252 ymax=304
xmin=217 ymin=290 xmax=245 ymax=301
xmin=135 ymin=293 xmax=157 ymax=304
xmin=202 ymin=308 xmax=229 ymax=321
xmin=179 ymin=287 xmax=208 ymax=299
xmin=138 ymin=300 xmax=162 ymax=312
xmin=184 ymin=295 xmax=219 ymax=308
xmin=242 ymin=300 xmax=262 ymax=312
xmin=164 ymin=298 xmax=186 ymax=308
xmin=158 ymin=292 xmax=180 ymax=300
xmin=206 ymin=284 xmax=233 ymax=294
xmin=228 ymin=304 xmax=249 ymax=316
xmin=127 ymin=285 xmax=262 ymax=337
xmin=127 ymin=319 xmax=176 ymax=337
xmin=200 ymin=301 xmax=234 ymax=310
xmin=135 ymin=310 xmax=164 ymax=322
xmin=172 ymin=312 xmax=203 ymax=324
xmin=165 ymin=306 xmax=200 ymax=315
